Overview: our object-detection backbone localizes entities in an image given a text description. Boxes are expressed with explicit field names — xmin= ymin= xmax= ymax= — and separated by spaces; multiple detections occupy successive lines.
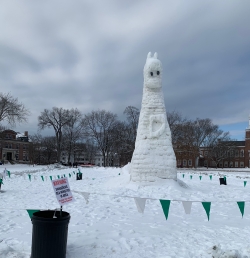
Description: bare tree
xmin=205 ymin=131 xmax=237 ymax=168
xmin=124 ymin=106 xmax=139 ymax=143
xmin=29 ymin=134 xmax=45 ymax=165
xmin=0 ymin=125 xmax=7 ymax=140
xmin=107 ymin=121 xmax=130 ymax=166
xmin=173 ymin=120 xmax=200 ymax=167
xmin=30 ymin=134 xmax=57 ymax=164
xmin=38 ymin=107 xmax=71 ymax=162
xmin=42 ymin=136 xmax=57 ymax=164
xmin=82 ymin=110 xmax=118 ymax=167
xmin=0 ymin=92 xmax=30 ymax=126
xmin=169 ymin=114 xmax=224 ymax=168
xmin=84 ymin=138 xmax=98 ymax=164
xmin=167 ymin=110 xmax=187 ymax=146
xmin=62 ymin=108 xmax=83 ymax=163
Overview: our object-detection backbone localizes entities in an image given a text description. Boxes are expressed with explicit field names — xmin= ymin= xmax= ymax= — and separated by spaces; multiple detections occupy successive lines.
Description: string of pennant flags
xmin=72 ymin=190 xmax=247 ymax=221
xmin=181 ymin=173 xmax=248 ymax=187
xmin=1 ymin=169 xmax=249 ymax=187
xmin=0 ymin=169 xmax=97 ymax=182
xmin=1 ymin=169 xmax=249 ymax=221
xmin=0 ymin=190 xmax=247 ymax=221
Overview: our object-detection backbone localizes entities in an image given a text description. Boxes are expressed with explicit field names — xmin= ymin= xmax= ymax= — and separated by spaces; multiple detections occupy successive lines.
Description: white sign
xmin=51 ymin=178 xmax=75 ymax=206
xmin=3 ymin=168 xmax=7 ymax=179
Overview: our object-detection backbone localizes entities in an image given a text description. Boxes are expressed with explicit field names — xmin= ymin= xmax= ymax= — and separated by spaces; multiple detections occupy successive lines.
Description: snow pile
xmin=130 ymin=52 xmax=177 ymax=182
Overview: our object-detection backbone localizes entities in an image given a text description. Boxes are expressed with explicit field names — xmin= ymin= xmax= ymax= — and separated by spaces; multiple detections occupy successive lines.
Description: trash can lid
xmin=32 ymin=210 xmax=70 ymax=222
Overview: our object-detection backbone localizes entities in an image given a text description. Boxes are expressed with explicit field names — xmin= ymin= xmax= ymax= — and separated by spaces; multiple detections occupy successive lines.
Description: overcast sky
xmin=1 ymin=0 xmax=250 ymax=140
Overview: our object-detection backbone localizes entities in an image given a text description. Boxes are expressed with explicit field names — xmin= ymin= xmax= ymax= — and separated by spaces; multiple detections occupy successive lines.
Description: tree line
xmin=0 ymin=92 xmax=236 ymax=167
xmin=33 ymin=106 xmax=140 ymax=166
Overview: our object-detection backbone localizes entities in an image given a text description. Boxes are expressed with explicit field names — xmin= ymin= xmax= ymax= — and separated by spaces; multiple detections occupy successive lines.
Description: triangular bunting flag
xmin=49 ymin=176 xmax=52 ymax=181
xmin=0 ymin=178 xmax=3 ymax=185
xmin=28 ymin=174 xmax=31 ymax=181
xmin=199 ymin=176 xmax=202 ymax=180
xmin=237 ymin=202 xmax=245 ymax=218
xmin=190 ymin=175 xmax=192 ymax=179
xmin=7 ymin=170 xmax=10 ymax=178
xmin=73 ymin=171 xmax=75 ymax=174
xmin=182 ymin=201 xmax=192 ymax=214
xmin=69 ymin=173 xmax=71 ymax=178
xmin=41 ymin=176 xmax=44 ymax=181
xmin=134 ymin=198 xmax=147 ymax=213
xmin=3 ymin=169 xmax=7 ymax=179
xmin=160 ymin=200 xmax=171 ymax=220
xmin=209 ymin=175 xmax=212 ymax=180
xmin=182 ymin=174 xmax=185 ymax=178
xmin=244 ymin=181 xmax=247 ymax=187
xmin=202 ymin=202 xmax=211 ymax=221
xmin=64 ymin=174 xmax=66 ymax=178
xmin=57 ymin=175 xmax=60 ymax=179
xmin=81 ymin=192 xmax=90 ymax=204
xmin=26 ymin=209 xmax=40 ymax=219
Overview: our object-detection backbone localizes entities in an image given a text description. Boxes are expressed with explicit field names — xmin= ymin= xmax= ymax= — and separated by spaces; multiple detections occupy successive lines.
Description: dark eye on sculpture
xmin=157 ymin=71 xmax=160 ymax=75
xmin=150 ymin=72 xmax=153 ymax=76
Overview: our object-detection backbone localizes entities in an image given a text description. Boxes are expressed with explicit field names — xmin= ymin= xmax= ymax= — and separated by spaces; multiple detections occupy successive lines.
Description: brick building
xmin=175 ymin=117 xmax=250 ymax=168
xmin=0 ymin=130 xmax=32 ymax=164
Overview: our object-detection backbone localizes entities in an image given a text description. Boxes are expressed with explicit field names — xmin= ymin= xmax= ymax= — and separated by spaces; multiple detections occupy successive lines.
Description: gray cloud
xmin=1 ymin=0 xmax=250 ymax=138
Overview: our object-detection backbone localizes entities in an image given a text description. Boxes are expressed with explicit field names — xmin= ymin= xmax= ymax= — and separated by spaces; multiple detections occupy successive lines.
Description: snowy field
xmin=0 ymin=164 xmax=250 ymax=258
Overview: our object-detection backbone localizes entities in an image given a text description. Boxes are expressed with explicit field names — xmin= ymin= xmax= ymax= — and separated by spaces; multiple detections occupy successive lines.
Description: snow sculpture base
xmin=130 ymin=52 xmax=177 ymax=182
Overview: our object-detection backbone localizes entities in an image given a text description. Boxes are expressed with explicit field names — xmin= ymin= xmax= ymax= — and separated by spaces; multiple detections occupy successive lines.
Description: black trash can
xmin=31 ymin=210 xmax=70 ymax=258
xmin=219 ymin=178 xmax=227 ymax=185
xmin=76 ymin=173 xmax=82 ymax=180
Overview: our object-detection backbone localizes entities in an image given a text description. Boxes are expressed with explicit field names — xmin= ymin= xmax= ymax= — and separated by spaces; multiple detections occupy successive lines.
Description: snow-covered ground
xmin=1 ymin=164 xmax=250 ymax=258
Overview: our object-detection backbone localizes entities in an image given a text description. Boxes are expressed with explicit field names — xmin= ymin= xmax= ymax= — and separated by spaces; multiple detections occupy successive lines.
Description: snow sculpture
xmin=130 ymin=52 xmax=177 ymax=182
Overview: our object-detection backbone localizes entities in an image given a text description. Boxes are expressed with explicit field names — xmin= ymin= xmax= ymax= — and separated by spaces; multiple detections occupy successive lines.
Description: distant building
xmin=60 ymin=151 xmax=119 ymax=167
xmin=175 ymin=116 xmax=250 ymax=168
xmin=0 ymin=130 xmax=32 ymax=164
xmin=60 ymin=150 xmax=93 ymax=165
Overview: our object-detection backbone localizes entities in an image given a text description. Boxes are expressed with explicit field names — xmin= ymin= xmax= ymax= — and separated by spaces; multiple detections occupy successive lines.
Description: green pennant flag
xmin=160 ymin=200 xmax=171 ymax=220
xmin=28 ymin=174 xmax=31 ymax=181
xmin=41 ymin=176 xmax=44 ymax=181
xmin=237 ymin=202 xmax=245 ymax=218
xmin=0 ymin=178 xmax=3 ymax=184
xmin=199 ymin=176 xmax=202 ymax=180
xmin=190 ymin=175 xmax=192 ymax=179
xmin=224 ymin=176 xmax=226 ymax=180
xmin=202 ymin=202 xmax=211 ymax=221
xmin=26 ymin=209 xmax=40 ymax=219
xmin=244 ymin=181 xmax=247 ymax=187
xmin=182 ymin=174 xmax=185 ymax=178
xmin=64 ymin=174 xmax=66 ymax=178
xmin=49 ymin=176 xmax=52 ymax=181
xmin=69 ymin=173 xmax=71 ymax=178
xmin=7 ymin=170 xmax=11 ymax=178
xmin=73 ymin=171 xmax=75 ymax=175
xmin=57 ymin=175 xmax=60 ymax=179
xmin=209 ymin=175 xmax=212 ymax=180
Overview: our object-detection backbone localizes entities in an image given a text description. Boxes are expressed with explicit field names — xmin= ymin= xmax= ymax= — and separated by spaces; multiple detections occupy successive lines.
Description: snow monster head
xmin=143 ymin=52 xmax=162 ymax=89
